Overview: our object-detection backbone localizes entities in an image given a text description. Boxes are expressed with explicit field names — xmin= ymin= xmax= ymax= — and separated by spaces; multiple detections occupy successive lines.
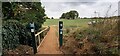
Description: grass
xmin=43 ymin=19 xmax=91 ymax=36
xmin=43 ymin=19 xmax=90 ymax=29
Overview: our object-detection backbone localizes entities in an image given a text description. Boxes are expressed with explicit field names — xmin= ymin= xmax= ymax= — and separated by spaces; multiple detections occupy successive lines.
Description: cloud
xmin=41 ymin=0 xmax=119 ymax=18
xmin=118 ymin=1 xmax=120 ymax=16
xmin=42 ymin=0 xmax=119 ymax=2
xmin=63 ymin=2 xmax=96 ymax=6
xmin=41 ymin=0 xmax=99 ymax=2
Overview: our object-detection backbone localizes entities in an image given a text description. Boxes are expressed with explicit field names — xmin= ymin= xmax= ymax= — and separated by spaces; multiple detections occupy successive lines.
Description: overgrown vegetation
xmin=61 ymin=18 xmax=119 ymax=55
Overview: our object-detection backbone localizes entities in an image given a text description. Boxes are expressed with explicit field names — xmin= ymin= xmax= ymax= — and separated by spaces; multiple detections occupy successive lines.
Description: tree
xmin=51 ymin=17 xmax=54 ymax=19
xmin=69 ymin=10 xmax=79 ymax=19
xmin=2 ymin=2 xmax=46 ymax=51
xmin=60 ymin=13 xmax=66 ymax=19
xmin=60 ymin=10 xmax=79 ymax=19
xmin=43 ymin=16 xmax=50 ymax=19
xmin=2 ymin=2 xmax=46 ymax=30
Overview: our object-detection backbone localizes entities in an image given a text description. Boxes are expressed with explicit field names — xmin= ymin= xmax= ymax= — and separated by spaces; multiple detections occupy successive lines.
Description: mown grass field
xmin=43 ymin=19 xmax=90 ymax=29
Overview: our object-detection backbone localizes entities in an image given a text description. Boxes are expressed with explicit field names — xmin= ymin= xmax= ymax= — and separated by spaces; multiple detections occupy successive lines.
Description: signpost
xmin=30 ymin=22 xmax=37 ymax=54
xmin=59 ymin=21 xmax=63 ymax=47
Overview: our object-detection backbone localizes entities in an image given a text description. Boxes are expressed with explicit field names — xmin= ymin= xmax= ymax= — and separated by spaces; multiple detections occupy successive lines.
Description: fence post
xmin=59 ymin=21 xmax=63 ymax=47
xmin=30 ymin=22 xmax=37 ymax=54
xmin=38 ymin=35 xmax=40 ymax=44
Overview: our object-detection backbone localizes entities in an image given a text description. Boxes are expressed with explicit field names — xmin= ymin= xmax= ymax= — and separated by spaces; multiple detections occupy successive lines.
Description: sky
xmin=41 ymin=0 xmax=119 ymax=18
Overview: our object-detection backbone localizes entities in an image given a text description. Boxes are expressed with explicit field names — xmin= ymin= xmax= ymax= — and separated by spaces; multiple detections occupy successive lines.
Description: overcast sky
xmin=41 ymin=0 xmax=119 ymax=18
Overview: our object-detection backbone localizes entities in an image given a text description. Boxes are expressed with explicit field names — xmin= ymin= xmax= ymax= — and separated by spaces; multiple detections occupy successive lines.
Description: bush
xmin=2 ymin=20 xmax=32 ymax=51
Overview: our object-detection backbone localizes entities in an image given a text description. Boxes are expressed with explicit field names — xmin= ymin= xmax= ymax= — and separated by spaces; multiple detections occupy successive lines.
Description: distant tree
xmin=51 ymin=17 xmax=54 ymax=19
xmin=69 ymin=10 xmax=79 ymax=19
xmin=43 ymin=16 xmax=50 ymax=19
xmin=60 ymin=13 xmax=66 ymax=19
xmin=60 ymin=10 xmax=79 ymax=19
xmin=63 ymin=12 xmax=70 ymax=19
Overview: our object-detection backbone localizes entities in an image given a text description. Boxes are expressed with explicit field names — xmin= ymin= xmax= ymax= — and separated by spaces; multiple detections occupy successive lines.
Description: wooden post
xmin=38 ymin=35 xmax=40 ymax=44
xmin=30 ymin=22 xmax=37 ymax=54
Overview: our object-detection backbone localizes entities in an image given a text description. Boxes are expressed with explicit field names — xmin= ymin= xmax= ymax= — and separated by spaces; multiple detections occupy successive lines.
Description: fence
xmin=35 ymin=26 xmax=50 ymax=49
xmin=32 ymin=26 xmax=50 ymax=54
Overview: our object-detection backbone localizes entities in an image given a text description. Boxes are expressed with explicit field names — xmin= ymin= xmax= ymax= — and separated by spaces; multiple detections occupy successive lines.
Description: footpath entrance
xmin=37 ymin=26 xmax=62 ymax=54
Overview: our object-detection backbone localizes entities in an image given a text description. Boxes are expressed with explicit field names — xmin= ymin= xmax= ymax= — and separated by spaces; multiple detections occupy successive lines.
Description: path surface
xmin=37 ymin=26 xmax=62 ymax=54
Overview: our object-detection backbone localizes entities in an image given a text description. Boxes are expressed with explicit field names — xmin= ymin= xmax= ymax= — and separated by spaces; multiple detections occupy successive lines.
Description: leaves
xmin=2 ymin=2 xmax=46 ymax=31
xmin=2 ymin=20 xmax=32 ymax=51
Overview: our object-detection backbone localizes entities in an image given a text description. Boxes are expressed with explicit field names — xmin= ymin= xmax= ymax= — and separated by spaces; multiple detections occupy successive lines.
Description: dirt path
xmin=37 ymin=26 xmax=62 ymax=54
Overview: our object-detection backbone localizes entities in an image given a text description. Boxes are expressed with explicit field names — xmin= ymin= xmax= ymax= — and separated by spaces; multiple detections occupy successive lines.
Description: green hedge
xmin=2 ymin=20 xmax=32 ymax=50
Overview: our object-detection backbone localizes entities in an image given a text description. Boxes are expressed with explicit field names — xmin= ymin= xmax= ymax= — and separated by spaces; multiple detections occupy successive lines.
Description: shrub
xmin=2 ymin=20 xmax=32 ymax=51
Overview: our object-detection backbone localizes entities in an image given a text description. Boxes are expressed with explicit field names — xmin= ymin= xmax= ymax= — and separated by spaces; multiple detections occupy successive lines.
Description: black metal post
xmin=59 ymin=21 xmax=63 ymax=47
xmin=30 ymin=22 xmax=37 ymax=54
